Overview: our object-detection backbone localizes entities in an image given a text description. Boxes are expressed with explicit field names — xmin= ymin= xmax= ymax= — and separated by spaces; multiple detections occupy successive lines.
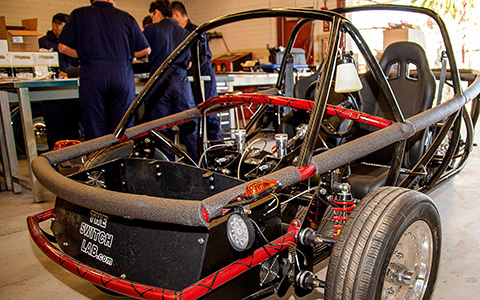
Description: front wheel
xmin=325 ymin=186 xmax=441 ymax=300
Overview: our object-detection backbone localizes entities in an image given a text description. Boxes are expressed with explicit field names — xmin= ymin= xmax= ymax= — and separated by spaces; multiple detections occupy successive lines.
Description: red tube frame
xmin=199 ymin=94 xmax=394 ymax=129
xmin=28 ymin=210 xmax=301 ymax=300
xmin=127 ymin=93 xmax=394 ymax=141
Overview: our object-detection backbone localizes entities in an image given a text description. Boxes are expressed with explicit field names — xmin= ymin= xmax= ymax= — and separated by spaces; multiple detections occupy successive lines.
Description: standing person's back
xmin=171 ymin=1 xmax=221 ymax=141
xmin=142 ymin=0 xmax=198 ymax=162
xmin=59 ymin=0 xmax=150 ymax=140
xmin=143 ymin=18 xmax=189 ymax=74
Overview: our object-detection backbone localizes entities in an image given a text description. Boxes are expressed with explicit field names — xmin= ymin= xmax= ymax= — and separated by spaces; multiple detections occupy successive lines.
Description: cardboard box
xmin=34 ymin=52 xmax=59 ymax=78
xmin=0 ymin=16 xmax=41 ymax=52
xmin=9 ymin=52 xmax=35 ymax=67
xmin=383 ymin=28 xmax=426 ymax=51
xmin=0 ymin=52 xmax=11 ymax=78
xmin=9 ymin=51 xmax=34 ymax=78
xmin=34 ymin=52 xmax=59 ymax=67
xmin=0 ymin=52 xmax=10 ymax=67
xmin=0 ymin=40 xmax=8 ymax=52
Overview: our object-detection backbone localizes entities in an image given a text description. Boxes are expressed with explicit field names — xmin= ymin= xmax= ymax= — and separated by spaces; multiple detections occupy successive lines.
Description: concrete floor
xmin=1 ymin=131 xmax=479 ymax=299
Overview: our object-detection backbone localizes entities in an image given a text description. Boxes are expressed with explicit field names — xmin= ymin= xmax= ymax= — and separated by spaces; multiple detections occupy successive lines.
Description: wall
xmin=0 ymin=0 xmax=338 ymax=64
xmin=183 ymin=0 xmax=338 ymax=63
xmin=0 ymin=0 xmax=153 ymax=37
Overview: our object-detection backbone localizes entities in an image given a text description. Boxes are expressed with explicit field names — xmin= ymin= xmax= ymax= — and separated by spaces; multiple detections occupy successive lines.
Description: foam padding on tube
xmin=32 ymin=156 xmax=208 ymax=227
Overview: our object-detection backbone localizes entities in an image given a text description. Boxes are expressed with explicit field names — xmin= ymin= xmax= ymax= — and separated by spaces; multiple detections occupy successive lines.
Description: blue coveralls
xmin=143 ymin=18 xmax=198 ymax=162
xmin=185 ymin=20 xmax=222 ymax=141
xmin=59 ymin=1 xmax=149 ymax=140
xmin=39 ymin=31 xmax=81 ymax=149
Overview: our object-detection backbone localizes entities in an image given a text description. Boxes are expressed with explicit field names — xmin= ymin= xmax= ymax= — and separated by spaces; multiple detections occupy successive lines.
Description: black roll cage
xmin=32 ymin=5 xmax=480 ymax=227
xmin=114 ymin=4 xmax=468 ymax=189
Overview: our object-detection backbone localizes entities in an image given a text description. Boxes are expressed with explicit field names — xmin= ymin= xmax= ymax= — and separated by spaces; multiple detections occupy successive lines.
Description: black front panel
xmin=52 ymin=198 xmax=209 ymax=291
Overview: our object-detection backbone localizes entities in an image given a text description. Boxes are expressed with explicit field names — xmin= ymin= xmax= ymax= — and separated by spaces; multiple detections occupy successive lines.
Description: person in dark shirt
xmin=39 ymin=13 xmax=79 ymax=78
xmin=143 ymin=0 xmax=198 ymax=162
xmin=142 ymin=15 xmax=153 ymax=30
xmin=58 ymin=0 xmax=151 ymax=140
xmin=38 ymin=13 xmax=81 ymax=149
xmin=171 ymin=1 xmax=221 ymax=141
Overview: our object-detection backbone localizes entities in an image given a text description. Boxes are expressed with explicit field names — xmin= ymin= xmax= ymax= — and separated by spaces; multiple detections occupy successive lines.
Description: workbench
xmin=0 ymin=79 xmax=80 ymax=202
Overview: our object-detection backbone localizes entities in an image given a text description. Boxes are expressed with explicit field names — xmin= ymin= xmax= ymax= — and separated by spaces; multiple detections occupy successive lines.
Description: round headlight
xmin=226 ymin=213 xmax=255 ymax=252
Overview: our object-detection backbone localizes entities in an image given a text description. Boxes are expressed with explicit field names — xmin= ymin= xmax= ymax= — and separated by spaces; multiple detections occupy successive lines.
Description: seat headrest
xmin=380 ymin=42 xmax=430 ymax=78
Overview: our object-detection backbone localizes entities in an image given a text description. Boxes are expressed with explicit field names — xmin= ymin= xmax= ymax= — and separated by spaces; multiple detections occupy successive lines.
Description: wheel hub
xmin=381 ymin=220 xmax=433 ymax=300
xmin=386 ymin=262 xmax=417 ymax=286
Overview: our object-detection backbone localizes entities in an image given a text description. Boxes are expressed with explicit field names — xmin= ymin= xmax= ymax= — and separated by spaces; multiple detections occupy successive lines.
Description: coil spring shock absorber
xmin=332 ymin=183 xmax=355 ymax=238
xmin=307 ymin=195 xmax=325 ymax=231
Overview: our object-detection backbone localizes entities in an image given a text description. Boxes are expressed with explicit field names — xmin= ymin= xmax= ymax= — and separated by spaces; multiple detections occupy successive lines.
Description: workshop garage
xmin=0 ymin=0 xmax=479 ymax=299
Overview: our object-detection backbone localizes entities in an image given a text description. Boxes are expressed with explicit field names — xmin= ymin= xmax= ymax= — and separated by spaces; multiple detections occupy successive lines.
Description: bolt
xmin=120 ymin=163 xmax=124 ymax=168
xmin=209 ymin=176 xmax=214 ymax=182
xmin=156 ymin=164 xmax=160 ymax=169
xmin=122 ymin=181 xmax=126 ymax=185
xmin=292 ymin=220 xmax=298 ymax=227
xmin=387 ymin=287 xmax=395 ymax=295
xmin=120 ymin=274 xmax=127 ymax=279
xmin=210 ymin=185 xmax=215 ymax=190
xmin=157 ymin=172 xmax=162 ymax=177
xmin=145 ymin=138 xmax=151 ymax=143
xmin=144 ymin=148 xmax=151 ymax=153
xmin=319 ymin=188 xmax=327 ymax=195
xmin=63 ymin=242 xmax=69 ymax=247
xmin=396 ymin=252 xmax=404 ymax=259
xmin=198 ymin=238 xmax=204 ymax=244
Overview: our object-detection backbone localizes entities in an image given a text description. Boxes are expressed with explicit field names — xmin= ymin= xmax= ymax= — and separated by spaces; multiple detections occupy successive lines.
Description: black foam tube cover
xmin=33 ymin=156 xmax=207 ymax=227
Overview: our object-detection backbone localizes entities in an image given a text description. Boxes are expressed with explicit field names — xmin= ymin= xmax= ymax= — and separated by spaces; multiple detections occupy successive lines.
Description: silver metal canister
xmin=234 ymin=129 xmax=246 ymax=152
xmin=275 ymin=133 xmax=288 ymax=158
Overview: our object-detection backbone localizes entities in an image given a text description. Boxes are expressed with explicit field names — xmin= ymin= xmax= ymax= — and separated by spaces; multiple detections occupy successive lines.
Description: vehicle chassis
xmin=28 ymin=4 xmax=480 ymax=300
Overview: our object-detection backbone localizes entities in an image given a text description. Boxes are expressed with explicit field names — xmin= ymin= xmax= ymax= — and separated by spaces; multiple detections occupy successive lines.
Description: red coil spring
xmin=332 ymin=199 xmax=355 ymax=238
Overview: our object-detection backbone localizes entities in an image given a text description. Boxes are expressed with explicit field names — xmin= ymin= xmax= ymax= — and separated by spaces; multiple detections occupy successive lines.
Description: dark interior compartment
xmin=70 ymin=158 xmax=245 ymax=200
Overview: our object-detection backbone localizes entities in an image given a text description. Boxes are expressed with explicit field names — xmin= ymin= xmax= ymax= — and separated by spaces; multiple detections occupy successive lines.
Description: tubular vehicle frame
xmin=28 ymin=5 xmax=480 ymax=300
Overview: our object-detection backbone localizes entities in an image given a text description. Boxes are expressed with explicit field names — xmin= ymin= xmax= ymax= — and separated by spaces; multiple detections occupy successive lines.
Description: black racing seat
xmin=281 ymin=64 xmax=349 ymax=146
xmin=348 ymin=42 xmax=436 ymax=198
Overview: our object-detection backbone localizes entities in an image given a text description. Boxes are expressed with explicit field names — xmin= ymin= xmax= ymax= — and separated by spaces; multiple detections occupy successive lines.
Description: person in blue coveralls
xmin=143 ymin=0 xmax=198 ymax=162
xmin=38 ymin=13 xmax=81 ymax=150
xmin=58 ymin=0 xmax=151 ymax=140
xmin=171 ymin=1 xmax=222 ymax=142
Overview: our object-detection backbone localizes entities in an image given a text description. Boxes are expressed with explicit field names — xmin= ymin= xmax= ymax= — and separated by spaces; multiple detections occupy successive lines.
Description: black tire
xmin=83 ymin=141 xmax=135 ymax=170
xmin=325 ymin=186 xmax=441 ymax=300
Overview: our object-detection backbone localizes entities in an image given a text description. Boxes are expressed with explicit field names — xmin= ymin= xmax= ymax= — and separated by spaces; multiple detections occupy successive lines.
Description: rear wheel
xmin=325 ymin=186 xmax=441 ymax=300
